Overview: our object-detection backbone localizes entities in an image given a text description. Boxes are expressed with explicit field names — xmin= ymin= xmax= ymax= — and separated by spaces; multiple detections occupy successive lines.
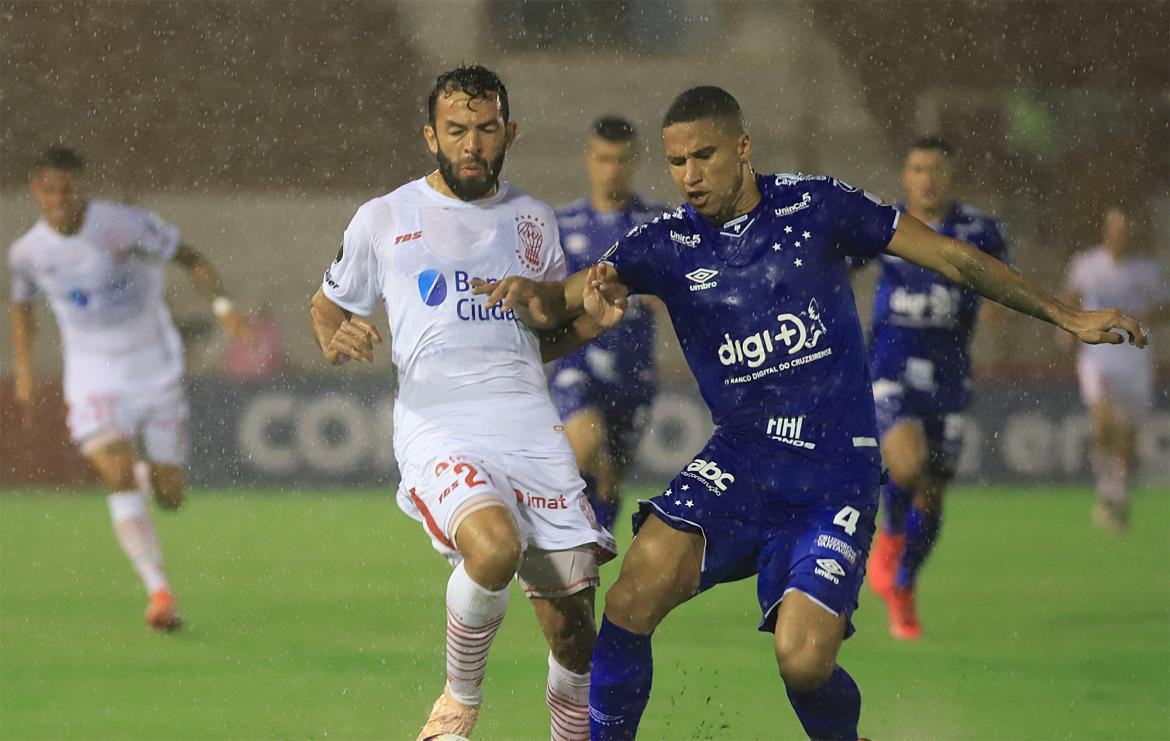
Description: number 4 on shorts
xmin=833 ymin=506 xmax=860 ymax=535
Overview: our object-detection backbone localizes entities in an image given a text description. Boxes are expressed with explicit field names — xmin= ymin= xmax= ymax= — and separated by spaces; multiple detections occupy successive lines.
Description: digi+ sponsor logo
xmin=718 ymin=299 xmax=831 ymax=384
xmin=416 ymin=269 xmax=516 ymax=322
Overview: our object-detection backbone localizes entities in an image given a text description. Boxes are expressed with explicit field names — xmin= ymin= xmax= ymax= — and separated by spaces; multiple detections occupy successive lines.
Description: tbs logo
xmin=417 ymin=269 xmax=447 ymax=307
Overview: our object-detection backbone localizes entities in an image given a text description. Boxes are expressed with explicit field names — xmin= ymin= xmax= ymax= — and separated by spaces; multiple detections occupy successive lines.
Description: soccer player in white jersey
xmin=1061 ymin=207 xmax=1169 ymax=532
xmin=308 ymin=66 xmax=615 ymax=741
xmin=8 ymin=146 xmax=249 ymax=631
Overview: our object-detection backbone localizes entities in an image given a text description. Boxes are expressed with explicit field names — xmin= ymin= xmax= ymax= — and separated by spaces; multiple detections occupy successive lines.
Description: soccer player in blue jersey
xmin=474 ymin=86 xmax=1146 ymax=740
xmin=551 ymin=116 xmax=665 ymax=531
xmin=859 ymin=136 xmax=1009 ymax=640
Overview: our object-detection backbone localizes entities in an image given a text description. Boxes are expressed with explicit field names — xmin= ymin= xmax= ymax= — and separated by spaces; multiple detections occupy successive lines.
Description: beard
xmin=435 ymin=147 xmax=507 ymax=201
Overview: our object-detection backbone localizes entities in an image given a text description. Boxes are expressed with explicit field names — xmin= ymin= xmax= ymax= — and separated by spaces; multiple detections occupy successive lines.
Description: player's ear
xmin=422 ymin=125 xmax=439 ymax=155
xmin=505 ymin=120 xmax=519 ymax=147
xmin=738 ymin=131 xmax=752 ymax=162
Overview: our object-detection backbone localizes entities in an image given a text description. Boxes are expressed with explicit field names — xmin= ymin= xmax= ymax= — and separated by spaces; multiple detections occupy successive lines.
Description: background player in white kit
xmin=1061 ymin=207 xmax=1168 ymax=533
xmin=308 ymin=66 xmax=615 ymax=741
xmin=8 ymin=147 xmax=249 ymax=631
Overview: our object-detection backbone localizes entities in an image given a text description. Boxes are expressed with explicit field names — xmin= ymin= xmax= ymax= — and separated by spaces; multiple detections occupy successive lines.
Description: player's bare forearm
xmin=309 ymin=288 xmax=382 ymax=365
xmin=537 ymin=314 xmax=609 ymax=363
xmin=173 ymin=243 xmax=226 ymax=301
xmin=888 ymin=216 xmax=1147 ymax=346
xmin=472 ymin=270 xmax=590 ymax=330
xmin=8 ymin=303 xmax=36 ymax=401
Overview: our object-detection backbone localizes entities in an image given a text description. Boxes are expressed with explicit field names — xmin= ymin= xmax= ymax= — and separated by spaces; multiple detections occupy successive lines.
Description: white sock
xmin=1093 ymin=453 xmax=1127 ymax=505
xmin=546 ymin=652 xmax=590 ymax=741
xmin=107 ymin=491 xmax=169 ymax=594
xmin=133 ymin=460 xmax=153 ymax=497
xmin=445 ymin=562 xmax=509 ymax=706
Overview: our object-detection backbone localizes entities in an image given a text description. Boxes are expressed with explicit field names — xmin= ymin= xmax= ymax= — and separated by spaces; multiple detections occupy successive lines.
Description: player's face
xmin=424 ymin=90 xmax=517 ymax=201
xmin=585 ymin=137 xmax=636 ymax=200
xmin=663 ymin=118 xmax=751 ymax=222
xmin=30 ymin=167 xmax=85 ymax=233
xmin=1102 ymin=208 xmax=1130 ymax=254
xmin=901 ymin=149 xmax=953 ymax=215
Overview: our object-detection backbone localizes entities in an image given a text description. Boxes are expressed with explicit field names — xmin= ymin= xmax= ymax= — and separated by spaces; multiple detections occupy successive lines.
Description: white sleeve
xmin=127 ymin=206 xmax=181 ymax=259
xmin=538 ymin=207 xmax=567 ymax=282
xmin=8 ymin=247 xmax=39 ymax=303
xmin=322 ymin=206 xmax=380 ymax=316
xmin=1064 ymin=253 xmax=1086 ymax=295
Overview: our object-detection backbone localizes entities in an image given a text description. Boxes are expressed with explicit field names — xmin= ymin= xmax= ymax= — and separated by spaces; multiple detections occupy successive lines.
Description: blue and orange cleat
xmin=145 ymin=588 xmax=182 ymax=633
xmin=884 ymin=585 xmax=922 ymax=640
xmin=866 ymin=530 xmax=904 ymax=599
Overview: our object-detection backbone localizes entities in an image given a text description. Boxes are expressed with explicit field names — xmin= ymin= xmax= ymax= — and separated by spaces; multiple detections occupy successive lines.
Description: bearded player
xmin=8 ymin=146 xmax=249 ymax=632
xmin=309 ymin=66 xmax=615 ymax=741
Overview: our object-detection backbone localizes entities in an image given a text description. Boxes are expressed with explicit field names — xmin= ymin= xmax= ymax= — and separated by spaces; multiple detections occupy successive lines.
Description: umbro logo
xmin=685 ymin=268 xmax=719 ymax=292
xmin=814 ymin=557 xmax=846 ymax=584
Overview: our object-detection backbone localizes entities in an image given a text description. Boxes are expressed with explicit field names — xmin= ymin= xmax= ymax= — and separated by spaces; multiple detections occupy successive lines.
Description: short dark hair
xmin=909 ymin=135 xmax=953 ymax=157
xmin=661 ymin=86 xmax=745 ymax=133
xmin=427 ymin=65 xmax=509 ymax=126
xmin=592 ymin=116 xmax=636 ymax=142
xmin=32 ymin=146 xmax=85 ymax=175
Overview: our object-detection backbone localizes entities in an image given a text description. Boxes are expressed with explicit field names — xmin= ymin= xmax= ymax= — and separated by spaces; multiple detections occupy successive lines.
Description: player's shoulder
xmin=501 ymin=182 xmax=557 ymax=222
xmin=762 ymin=172 xmax=864 ymax=208
xmin=553 ymin=197 xmax=590 ymax=225
xmin=951 ymin=201 xmax=1003 ymax=231
xmin=629 ymin=194 xmax=670 ymax=221
xmin=7 ymin=222 xmax=47 ymax=264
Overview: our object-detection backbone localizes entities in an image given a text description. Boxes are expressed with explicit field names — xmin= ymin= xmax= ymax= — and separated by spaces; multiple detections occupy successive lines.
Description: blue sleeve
xmin=600 ymin=224 xmax=657 ymax=297
xmin=981 ymin=220 xmax=1009 ymax=264
xmin=823 ymin=179 xmax=899 ymax=259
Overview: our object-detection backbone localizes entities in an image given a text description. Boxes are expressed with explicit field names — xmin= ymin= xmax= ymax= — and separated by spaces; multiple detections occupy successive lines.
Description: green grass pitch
xmin=1 ymin=485 xmax=1167 ymax=740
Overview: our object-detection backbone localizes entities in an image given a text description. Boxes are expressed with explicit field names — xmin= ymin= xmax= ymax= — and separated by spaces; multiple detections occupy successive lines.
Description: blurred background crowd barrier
xmin=2 ymin=0 xmax=1167 ymax=486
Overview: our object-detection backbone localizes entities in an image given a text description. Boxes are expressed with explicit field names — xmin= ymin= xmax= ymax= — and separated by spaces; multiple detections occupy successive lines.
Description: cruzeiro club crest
xmin=417 ymin=268 xmax=447 ymax=307
xmin=515 ymin=214 xmax=545 ymax=271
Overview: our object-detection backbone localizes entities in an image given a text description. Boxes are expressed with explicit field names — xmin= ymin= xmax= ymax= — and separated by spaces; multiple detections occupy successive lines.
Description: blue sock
xmin=584 ymin=474 xmax=620 ymax=532
xmin=897 ymin=506 xmax=940 ymax=588
xmin=589 ymin=615 xmax=653 ymax=740
xmin=881 ymin=480 xmax=911 ymax=535
xmin=785 ymin=665 xmax=861 ymax=741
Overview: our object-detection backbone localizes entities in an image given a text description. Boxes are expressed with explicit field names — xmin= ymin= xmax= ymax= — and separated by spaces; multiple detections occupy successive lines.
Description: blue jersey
xmin=604 ymin=173 xmax=899 ymax=464
xmin=553 ymin=195 xmax=664 ymax=387
xmin=866 ymin=202 xmax=1007 ymax=401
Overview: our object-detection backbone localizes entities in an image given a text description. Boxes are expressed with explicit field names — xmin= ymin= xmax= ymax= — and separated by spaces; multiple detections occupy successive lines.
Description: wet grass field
xmin=1 ymin=485 xmax=1167 ymax=740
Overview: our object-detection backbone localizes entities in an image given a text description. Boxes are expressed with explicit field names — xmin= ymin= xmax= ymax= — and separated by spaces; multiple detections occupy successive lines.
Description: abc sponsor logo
xmin=683 ymin=457 xmax=735 ymax=494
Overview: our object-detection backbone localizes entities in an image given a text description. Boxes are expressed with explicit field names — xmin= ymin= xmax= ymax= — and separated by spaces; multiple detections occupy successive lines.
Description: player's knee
xmin=775 ymin=643 xmax=836 ymax=691
xmin=458 ymin=511 xmax=523 ymax=589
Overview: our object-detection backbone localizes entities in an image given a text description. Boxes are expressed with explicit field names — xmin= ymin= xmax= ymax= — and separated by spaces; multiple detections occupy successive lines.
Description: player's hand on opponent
xmin=1062 ymin=308 xmax=1149 ymax=347
xmin=470 ymin=277 xmax=558 ymax=328
xmin=324 ymin=317 xmax=382 ymax=365
xmin=583 ymin=263 xmax=628 ymax=328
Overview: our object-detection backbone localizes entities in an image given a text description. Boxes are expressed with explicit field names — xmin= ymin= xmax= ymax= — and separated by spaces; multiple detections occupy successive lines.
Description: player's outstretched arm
xmin=309 ymin=288 xmax=382 ymax=365
xmin=9 ymin=302 xmax=37 ymax=425
xmin=172 ymin=244 xmax=250 ymax=340
xmin=535 ymin=265 xmax=630 ymax=362
xmin=887 ymin=215 xmax=1149 ymax=347
xmin=471 ymin=268 xmax=594 ymax=329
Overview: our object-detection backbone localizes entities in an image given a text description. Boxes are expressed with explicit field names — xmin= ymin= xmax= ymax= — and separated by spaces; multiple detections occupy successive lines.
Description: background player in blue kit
xmin=475 ymin=86 xmax=1147 ymax=740
xmin=858 ymin=137 xmax=1009 ymax=640
xmin=550 ymin=117 xmax=665 ymax=532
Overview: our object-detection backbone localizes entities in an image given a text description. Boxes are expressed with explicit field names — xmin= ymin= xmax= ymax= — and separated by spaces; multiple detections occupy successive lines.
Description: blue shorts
xmin=632 ymin=428 xmax=880 ymax=638
xmin=550 ymin=364 xmax=654 ymax=469
xmin=872 ymin=378 xmax=968 ymax=481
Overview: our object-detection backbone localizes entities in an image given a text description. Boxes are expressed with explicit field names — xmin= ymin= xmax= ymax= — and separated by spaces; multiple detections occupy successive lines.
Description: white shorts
xmin=396 ymin=449 xmax=617 ymax=598
xmin=66 ymin=382 xmax=191 ymax=465
xmin=1077 ymin=354 xmax=1153 ymax=423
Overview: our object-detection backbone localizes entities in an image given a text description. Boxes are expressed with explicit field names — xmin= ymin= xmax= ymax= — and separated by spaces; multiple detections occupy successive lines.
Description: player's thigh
xmin=563 ymin=407 xmax=606 ymax=471
xmin=83 ymin=436 xmax=137 ymax=491
xmin=399 ymin=453 xmax=523 ymax=581
xmin=773 ymin=590 xmax=848 ymax=690
xmin=603 ymin=515 xmax=703 ymax=632
xmin=881 ymin=418 xmax=928 ymax=486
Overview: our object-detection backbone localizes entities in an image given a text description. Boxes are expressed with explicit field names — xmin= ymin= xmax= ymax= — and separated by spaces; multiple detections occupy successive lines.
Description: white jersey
xmin=1065 ymin=246 xmax=1167 ymax=370
xmin=8 ymin=199 xmax=184 ymax=395
xmin=322 ymin=177 xmax=573 ymax=465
